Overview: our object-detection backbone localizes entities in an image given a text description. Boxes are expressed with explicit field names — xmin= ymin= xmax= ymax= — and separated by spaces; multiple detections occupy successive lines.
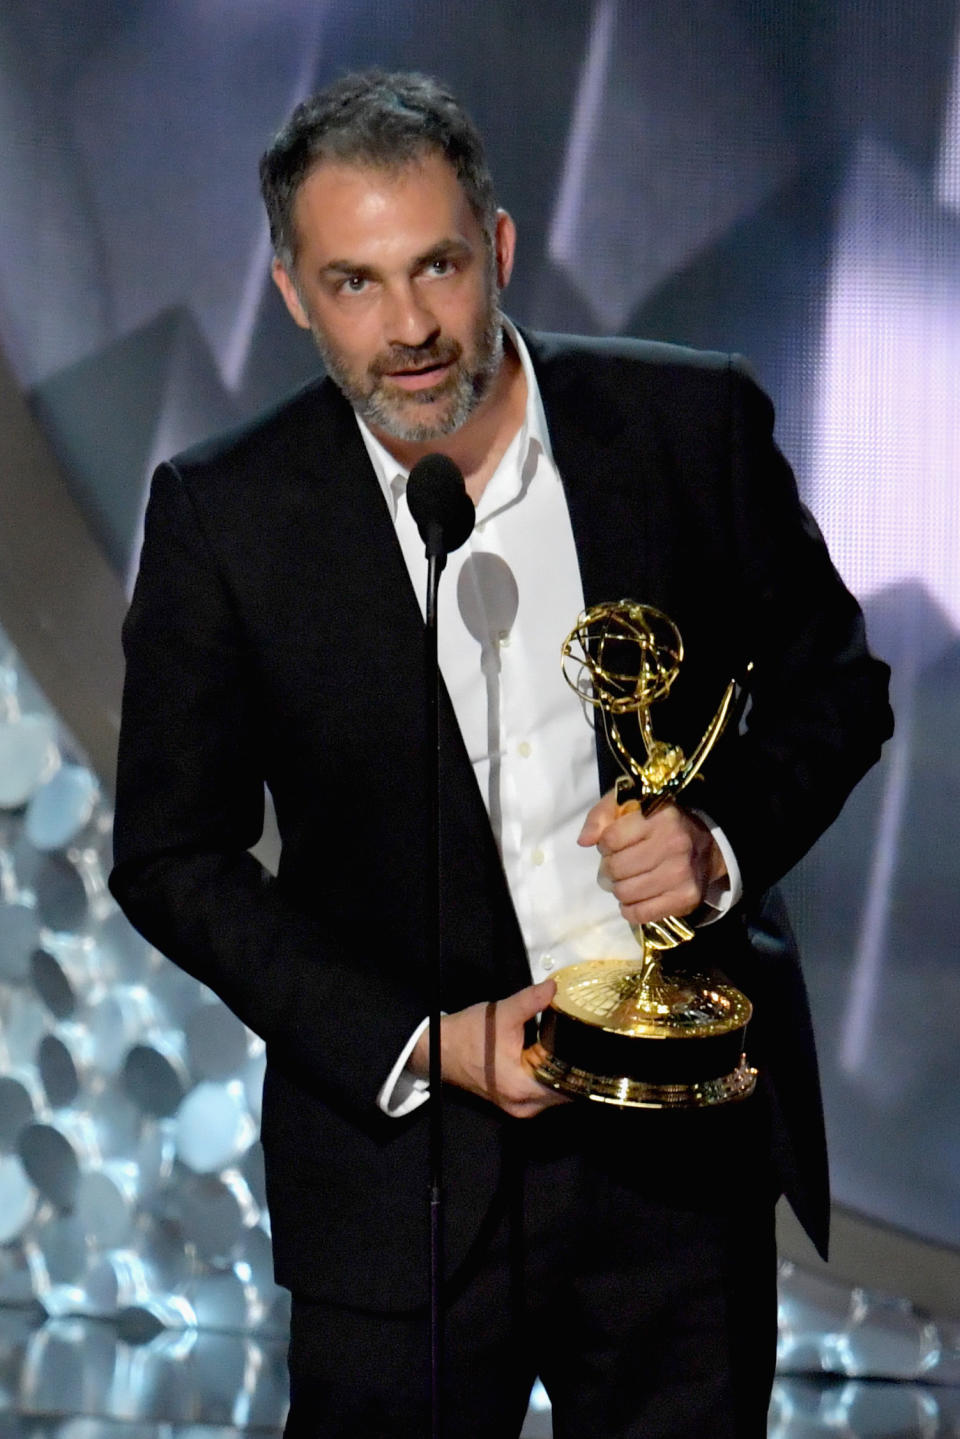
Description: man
xmin=110 ymin=71 xmax=892 ymax=1438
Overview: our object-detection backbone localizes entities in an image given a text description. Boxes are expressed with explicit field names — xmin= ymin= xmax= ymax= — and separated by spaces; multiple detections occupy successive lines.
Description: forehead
xmin=291 ymin=152 xmax=481 ymax=264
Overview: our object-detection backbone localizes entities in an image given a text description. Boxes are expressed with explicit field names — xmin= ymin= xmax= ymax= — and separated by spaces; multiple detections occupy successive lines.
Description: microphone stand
xmin=424 ymin=533 xmax=445 ymax=1439
xmin=406 ymin=453 xmax=474 ymax=1439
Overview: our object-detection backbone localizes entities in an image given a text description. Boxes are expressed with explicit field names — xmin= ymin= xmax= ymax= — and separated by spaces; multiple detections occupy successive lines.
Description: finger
xmin=600 ymin=802 xmax=704 ymax=870
xmin=598 ymin=841 xmax=663 ymax=887
xmin=608 ymin=852 xmax=694 ymax=903
xmin=507 ymin=1074 xmax=570 ymax=1111
xmin=616 ymin=878 xmax=705 ymax=925
xmin=500 ymin=977 xmax=557 ymax=1025
xmin=491 ymin=1047 xmax=572 ymax=1116
xmin=488 ymin=1051 xmax=562 ymax=1115
xmin=596 ymin=797 xmax=691 ymax=856
xmin=516 ymin=1088 xmax=572 ymax=1115
xmin=577 ymin=787 xmax=620 ymax=846
xmin=595 ymin=806 xmax=656 ymax=857
xmin=601 ymin=832 xmax=692 ymax=883
xmin=521 ymin=1040 xmax=572 ymax=1090
xmin=500 ymin=1092 xmax=569 ymax=1118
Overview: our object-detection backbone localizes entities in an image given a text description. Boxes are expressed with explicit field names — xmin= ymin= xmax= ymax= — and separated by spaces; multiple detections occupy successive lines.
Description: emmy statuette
xmin=534 ymin=601 xmax=757 ymax=1109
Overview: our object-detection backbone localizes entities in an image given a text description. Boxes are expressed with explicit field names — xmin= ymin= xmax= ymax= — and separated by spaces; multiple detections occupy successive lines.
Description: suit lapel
xmin=523 ymin=332 xmax=663 ymax=612
xmin=302 ymin=383 xmax=523 ymax=969
xmin=522 ymin=330 xmax=705 ymax=789
xmin=303 ymin=382 xmax=425 ymax=672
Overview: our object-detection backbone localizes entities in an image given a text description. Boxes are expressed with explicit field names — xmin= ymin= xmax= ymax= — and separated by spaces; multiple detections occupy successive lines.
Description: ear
xmin=493 ymin=209 xmax=517 ymax=290
xmin=271 ymin=258 xmax=311 ymax=330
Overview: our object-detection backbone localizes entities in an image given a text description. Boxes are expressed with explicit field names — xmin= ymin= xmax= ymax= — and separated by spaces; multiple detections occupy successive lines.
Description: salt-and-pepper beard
xmin=307 ymin=269 xmax=505 ymax=443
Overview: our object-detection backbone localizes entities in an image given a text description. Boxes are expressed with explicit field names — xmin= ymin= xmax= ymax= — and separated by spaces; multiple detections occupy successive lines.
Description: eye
xmin=341 ymin=275 xmax=368 ymax=294
xmin=425 ymin=256 xmax=455 ymax=278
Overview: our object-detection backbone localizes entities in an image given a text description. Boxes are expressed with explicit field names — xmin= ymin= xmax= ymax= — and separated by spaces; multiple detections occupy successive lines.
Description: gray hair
xmin=259 ymin=70 xmax=497 ymax=271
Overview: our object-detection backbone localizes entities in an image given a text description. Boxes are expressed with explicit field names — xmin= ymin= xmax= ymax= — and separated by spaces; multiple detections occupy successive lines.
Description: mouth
xmin=382 ymin=360 xmax=455 ymax=393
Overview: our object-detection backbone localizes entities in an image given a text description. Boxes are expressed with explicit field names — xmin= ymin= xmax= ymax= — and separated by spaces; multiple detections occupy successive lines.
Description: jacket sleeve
xmin=109 ymin=462 xmax=427 ymax=1126
xmin=690 ymin=362 xmax=894 ymax=899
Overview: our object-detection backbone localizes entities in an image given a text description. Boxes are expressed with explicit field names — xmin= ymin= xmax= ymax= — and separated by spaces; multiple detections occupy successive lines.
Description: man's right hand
xmin=409 ymin=978 xmax=570 ymax=1118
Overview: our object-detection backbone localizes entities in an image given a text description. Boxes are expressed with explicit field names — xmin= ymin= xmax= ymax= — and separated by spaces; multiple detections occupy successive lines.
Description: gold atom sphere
xmin=561 ymin=601 xmax=684 ymax=715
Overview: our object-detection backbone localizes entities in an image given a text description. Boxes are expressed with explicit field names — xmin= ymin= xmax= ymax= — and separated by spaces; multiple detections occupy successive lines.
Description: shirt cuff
xmin=376 ymin=1016 xmax=431 ymax=1117
xmin=688 ymin=809 xmax=742 ymax=923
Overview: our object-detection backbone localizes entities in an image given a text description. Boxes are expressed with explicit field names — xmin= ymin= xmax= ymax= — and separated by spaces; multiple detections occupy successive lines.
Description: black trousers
xmin=284 ymin=1095 xmax=779 ymax=1439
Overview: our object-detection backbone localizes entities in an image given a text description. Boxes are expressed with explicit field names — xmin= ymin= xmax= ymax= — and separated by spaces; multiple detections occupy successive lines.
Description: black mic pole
xmin=424 ymin=533 xmax=445 ymax=1439
xmin=406 ymin=455 xmax=475 ymax=1439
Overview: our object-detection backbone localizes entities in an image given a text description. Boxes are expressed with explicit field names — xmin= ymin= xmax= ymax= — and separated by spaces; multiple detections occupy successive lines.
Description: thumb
xmin=578 ymin=787 xmax=620 ymax=846
xmin=502 ymin=977 xmax=557 ymax=1024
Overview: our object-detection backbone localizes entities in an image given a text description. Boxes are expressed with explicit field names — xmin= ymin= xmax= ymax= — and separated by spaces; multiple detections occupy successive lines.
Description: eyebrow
xmin=320 ymin=260 xmax=377 ymax=281
xmin=319 ymin=237 xmax=474 ymax=280
xmin=415 ymin=238 xmax=474 ymax=267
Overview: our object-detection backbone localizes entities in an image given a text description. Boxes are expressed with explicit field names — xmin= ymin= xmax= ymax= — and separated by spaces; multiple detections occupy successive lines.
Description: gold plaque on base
xmin=534 ymin=602 xmax=757 ymax=1108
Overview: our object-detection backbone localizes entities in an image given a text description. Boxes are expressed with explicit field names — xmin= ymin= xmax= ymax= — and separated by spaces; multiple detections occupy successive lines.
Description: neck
xmin=370 ymin=336 xmax=527 ymax=504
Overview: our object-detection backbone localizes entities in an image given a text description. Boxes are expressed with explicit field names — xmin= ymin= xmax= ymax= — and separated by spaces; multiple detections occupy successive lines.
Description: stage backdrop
xmin=1 ymin=0 xmax=958 ymax=1249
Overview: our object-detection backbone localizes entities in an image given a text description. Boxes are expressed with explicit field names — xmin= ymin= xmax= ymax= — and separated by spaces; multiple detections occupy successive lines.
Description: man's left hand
xmin=578 ymin=793 xmax=727 ymax=927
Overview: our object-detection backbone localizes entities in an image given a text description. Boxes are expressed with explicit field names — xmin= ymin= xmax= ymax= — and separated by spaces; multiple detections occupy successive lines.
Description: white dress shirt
xmin=356 ymin=323 xmax=740 ymax=1115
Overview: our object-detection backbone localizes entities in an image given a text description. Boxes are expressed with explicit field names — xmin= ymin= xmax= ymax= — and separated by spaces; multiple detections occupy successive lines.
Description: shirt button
xmin=498 ymin=630 xmax=511 ymax=648
xmin=531 ymin=847 xmax=545 ymax=866
xmin=541 ymin=954 xmax=554 ymax=971
xmin=475 ymin=520 xmax=486 ymax=534
xmin=518 ymin=741 xmax=532 ymax=758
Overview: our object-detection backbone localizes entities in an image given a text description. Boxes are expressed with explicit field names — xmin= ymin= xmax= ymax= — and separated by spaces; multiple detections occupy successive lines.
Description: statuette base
xmin=534 ymin=958 xmax=757 ymax=1109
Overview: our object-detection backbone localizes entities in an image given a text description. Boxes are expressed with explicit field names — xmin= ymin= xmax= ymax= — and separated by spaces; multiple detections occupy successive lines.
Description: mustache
xmin=370 ymin=339 xmax=463 ymax=377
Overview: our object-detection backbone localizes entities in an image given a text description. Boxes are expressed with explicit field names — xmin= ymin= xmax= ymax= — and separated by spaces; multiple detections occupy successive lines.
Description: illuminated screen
xmin=1 ymin=0 xmax=958 ymax=1247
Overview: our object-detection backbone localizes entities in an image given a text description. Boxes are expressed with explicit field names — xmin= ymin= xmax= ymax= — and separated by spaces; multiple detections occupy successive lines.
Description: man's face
xmin=272 ymin=152 xmax=514 ymax=443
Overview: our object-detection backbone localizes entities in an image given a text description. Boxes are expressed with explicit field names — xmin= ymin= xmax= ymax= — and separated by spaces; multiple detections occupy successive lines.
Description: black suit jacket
xmin=110 ymin=331 xmax=892 ymax=1308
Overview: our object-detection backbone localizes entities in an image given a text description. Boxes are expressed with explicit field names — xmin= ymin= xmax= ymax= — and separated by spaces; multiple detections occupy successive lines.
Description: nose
xmin=383 ymin=280 xmax=439 ymax=350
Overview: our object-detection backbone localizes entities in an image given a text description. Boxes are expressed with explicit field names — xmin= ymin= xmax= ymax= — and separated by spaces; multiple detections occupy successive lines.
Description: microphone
xmin=406 ymin=454 xmax=476 ymax=562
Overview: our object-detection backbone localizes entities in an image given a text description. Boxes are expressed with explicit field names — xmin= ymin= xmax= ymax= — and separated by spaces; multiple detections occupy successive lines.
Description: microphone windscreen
xmin=406 ymin=454 xmax=476 ymax=556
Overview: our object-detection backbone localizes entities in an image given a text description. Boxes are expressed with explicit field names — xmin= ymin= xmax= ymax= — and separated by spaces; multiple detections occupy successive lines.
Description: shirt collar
xmin=354 ymin=318 xmax=553 ymax=523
